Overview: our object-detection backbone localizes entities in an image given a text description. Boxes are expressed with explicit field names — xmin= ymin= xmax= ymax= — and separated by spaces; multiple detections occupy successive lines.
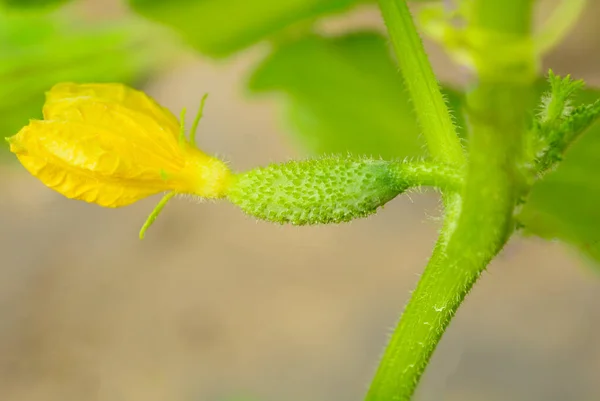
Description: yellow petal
xmin=44 ymin=82 xmax=180 ymax=137
xmin=8 ymin=83 xmax=231 ymax=208
xmin=9 ymin=121 xmax=168 ymax=206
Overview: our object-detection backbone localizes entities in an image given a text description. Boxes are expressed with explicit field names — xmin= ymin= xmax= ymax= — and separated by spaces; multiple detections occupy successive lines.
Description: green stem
xmin=367 ymin=1 xmax=536 ymax=400
xmin=377 ymin=0 xmax=465 ymax=166
xmin=388 ymin=161 xmax=463 ymax=191
xmin=536 ymin=0 xmax=587 ymax=54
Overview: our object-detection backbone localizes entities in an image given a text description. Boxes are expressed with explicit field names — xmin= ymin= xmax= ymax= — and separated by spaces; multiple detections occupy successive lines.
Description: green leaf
xmin=0 ymin=12 xmax=163 ymax=156
xmin=128 ymin=0 xmax=362 ymax=58
xmin=520 ymin=86 xmax=600 ymax=264
xmin=533 ymin=71 xmax=600 ymax=171
xmin=248 ymin=32 xmax=466 ymax=159
xmin=538 ymin=70 xmax=584 ymax=130
xmin=538 ymin=100 xmax=600 ymax=170
xmin=0 ymin=0 xmax=71 ymax=9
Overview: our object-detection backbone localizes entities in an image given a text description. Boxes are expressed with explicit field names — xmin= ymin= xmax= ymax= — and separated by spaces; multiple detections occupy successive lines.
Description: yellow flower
xmin=7 ymin=82 xmax=231 ymax=237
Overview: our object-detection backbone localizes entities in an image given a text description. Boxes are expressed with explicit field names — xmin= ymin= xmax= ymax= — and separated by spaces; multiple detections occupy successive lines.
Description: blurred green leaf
xmin=0 ymin=0 xmax=71 ymax=10
xmin=249 ymin=32 xmax=466 ymax=159
xmin=0 ymin=12 xmax=163 ymax=156
xmin=128 ymin=0 xmax=363 ymax=57
xmin=520 ymin=86 xmax=600 ymax=264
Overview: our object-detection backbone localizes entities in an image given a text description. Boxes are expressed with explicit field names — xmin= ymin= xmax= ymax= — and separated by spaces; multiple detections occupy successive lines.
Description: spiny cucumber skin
xmin=227 ymin=158 xmax=409 ymax=225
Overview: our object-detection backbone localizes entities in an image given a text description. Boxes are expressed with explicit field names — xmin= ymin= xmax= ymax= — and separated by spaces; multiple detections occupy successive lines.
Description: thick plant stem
xmin=369 ymin=96 xmax=528 ymax=401
xmin=366 ymin=89 xmax=529 ymax=401
xmin=377 ymin=0 xmax=465 ymax=166
xmin=367 ymin=1 xmax=535 ymax=400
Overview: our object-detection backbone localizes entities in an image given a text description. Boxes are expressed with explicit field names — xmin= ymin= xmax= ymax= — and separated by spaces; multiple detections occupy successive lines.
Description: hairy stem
xmin=367 ymin=0 xmax=536 ymax=400
xmin=377 ymin=0 xmax=465 ymax=166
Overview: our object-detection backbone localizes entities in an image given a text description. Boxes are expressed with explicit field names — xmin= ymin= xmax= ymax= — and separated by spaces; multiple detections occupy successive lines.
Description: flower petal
xmin=9 ymin=120 xmax=174 ymax=206
xmin=9 ymin=130 xmax=165 ymax=208
xmin=45 ymin=88 xmax=188 ymax=170
xmin=8 ymin=82 xmax=232 ymax=209
xmin=44 ymin=82 xmax=180 ymax=138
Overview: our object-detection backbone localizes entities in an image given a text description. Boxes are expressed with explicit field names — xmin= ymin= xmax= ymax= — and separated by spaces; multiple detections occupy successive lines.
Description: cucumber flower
xmin=7 ymin=83 xmax=463 ymax=240
xmin=6 ymin=83 xmax=231 ymax=238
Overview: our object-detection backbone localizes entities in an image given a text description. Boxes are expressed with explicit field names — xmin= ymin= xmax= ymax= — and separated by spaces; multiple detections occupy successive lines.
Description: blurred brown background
xmin=1 ymin=1 xmax=600 ymax=401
